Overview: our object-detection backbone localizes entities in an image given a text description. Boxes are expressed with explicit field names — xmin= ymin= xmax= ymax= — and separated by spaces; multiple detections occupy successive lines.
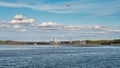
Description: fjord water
xmin=0 ymin=45 xmax=120 ymax=68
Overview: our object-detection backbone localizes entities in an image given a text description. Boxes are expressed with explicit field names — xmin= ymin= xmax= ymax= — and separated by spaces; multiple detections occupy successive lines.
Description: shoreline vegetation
xmin=0 ymin=39 xmax=120 ymax=45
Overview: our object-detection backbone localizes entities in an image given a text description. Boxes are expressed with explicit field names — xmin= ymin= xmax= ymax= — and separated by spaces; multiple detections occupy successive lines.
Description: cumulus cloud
xmin=36 ymin=22 xmax=96 ymax=31
xmin=10 ymin=15 xmax=35 ymax=24
xmin=34 ymin=22 xmax=63 ymax=31
xmin=0 ymin=15 xmax=34 ymax=32
xmin=107 ymin=29 xmax=120 ymax=33
xmin=0 ymin=15 xmax=120 ymax=34
xmin=14 ymin=28 xmax=27 ymax=32
xmin=13 ymin=25 xmax=21 ymax=29
xmin=12 ymin=25 xmax=25 ymax=32
xmin=38 ymin=22 xmax=61 ymax=27
xmin=86 ymin=25 xmax=106 ymax=31
xmin=63 ymin=25 xmax=80 ymax=31
xmin=0 ymin=23 xmax=9 ymax=28
xmin=35 ymin=22 xmax=106 ymax=31
xmin=61 ymin=25 xmax=106 ymax=31
xmin=21 ymin=29 xmax=27 ymax=32
xmin=34 ymin=22 xmax=120 ymax=34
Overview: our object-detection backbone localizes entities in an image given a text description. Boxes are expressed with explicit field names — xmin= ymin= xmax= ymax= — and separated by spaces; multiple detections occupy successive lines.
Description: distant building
xmin=50 ymin=37 xmax=60 ymax=47
xmin=72 ymin=41 xmax=86 ymax=45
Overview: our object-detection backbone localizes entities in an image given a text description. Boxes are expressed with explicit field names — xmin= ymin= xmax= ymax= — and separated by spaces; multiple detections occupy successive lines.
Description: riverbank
xmin=0 ymin=39 xmax=120 ymax=45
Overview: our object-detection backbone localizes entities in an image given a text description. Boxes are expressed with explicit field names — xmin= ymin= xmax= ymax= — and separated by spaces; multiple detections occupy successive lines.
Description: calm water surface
xmin=0 ymin=45 xmax=120 ymax=68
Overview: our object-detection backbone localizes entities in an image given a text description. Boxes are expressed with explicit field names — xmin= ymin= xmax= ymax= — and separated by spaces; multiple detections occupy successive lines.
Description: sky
xmin=0 ymin=0 xmax=120 ymax=41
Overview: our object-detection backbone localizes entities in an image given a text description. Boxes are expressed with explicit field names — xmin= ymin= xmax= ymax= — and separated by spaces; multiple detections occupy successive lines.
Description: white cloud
xmin=63 ymin=25 xmax=80 ymax=31
xmin=38 ymin=22 xmax=61 ymax=27
xmin=108 ymin=29 xmax=120 ymax=33
xmin=14 ymin=15 xmax=26 ymax=19
xmin=0 ymin=24 xmax=9 ymax=28
xmin=21 ymin=29 xmax=27 ymax=32
xmin=34 ymin=22 xmax=108 ymax=33
xmin=0 ymin=15 xmax=33 ymax=32
xmin=0 ymin=1 xmax=34 ymax=8
xmin=14 ymin=28 xmax=27 ymax=32
xmin=34 ymin=22 xmax=120 ymax=34
xmin=87 ymin=25 xmax=106 ymax=31
xmin=13 ymin=25 xmax=21 ymax=29
xmin=33 ymin=22 xmax=63 ymax=31
xmin=0 ymin=14 xmax=120 ymax=34
xmin=0 ymin=23 xmax=9 ymax=28
xmin=10 ymin=15 xmax=35 ymax=24
xmin=12 ymin=25 xmax=28 ymax=32
xmin=76 ymin=31 xmax=106 ymax=34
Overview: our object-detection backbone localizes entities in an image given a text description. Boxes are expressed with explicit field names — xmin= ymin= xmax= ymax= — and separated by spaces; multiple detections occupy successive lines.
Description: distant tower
xmin=69 ymin=37 xmax=72 ymax=46
xmin=53 ymin=37 xmax=58 ymax=47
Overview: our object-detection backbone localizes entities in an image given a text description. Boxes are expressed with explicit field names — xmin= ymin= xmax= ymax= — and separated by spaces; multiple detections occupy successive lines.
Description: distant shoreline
xmin=0 ymin=39 xmax=120 ymax=46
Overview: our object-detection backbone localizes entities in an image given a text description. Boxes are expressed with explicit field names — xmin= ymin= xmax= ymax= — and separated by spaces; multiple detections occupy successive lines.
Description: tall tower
xmin=69 ymin=37 xmax=72 ymax=46
xmin=53 ymin=37 xmax=58 ymax=47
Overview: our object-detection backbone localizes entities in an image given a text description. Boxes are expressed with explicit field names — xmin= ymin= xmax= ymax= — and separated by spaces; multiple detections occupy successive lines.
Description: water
xmin=0 ymin=45 xmax=120 ymax=68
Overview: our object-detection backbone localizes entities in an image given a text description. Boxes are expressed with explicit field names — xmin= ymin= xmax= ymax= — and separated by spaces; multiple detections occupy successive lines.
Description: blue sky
xmin=0 ymin=0 xmax=120 ymax=41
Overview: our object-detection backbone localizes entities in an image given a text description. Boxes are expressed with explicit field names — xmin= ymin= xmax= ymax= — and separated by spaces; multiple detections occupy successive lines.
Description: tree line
xmin=86 ymin=39 xmax=120 ymax=44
